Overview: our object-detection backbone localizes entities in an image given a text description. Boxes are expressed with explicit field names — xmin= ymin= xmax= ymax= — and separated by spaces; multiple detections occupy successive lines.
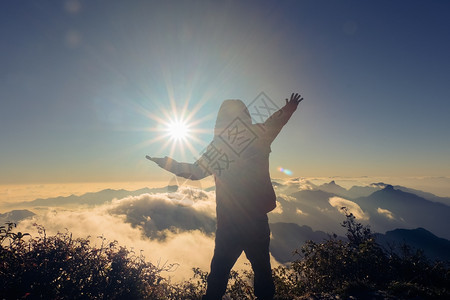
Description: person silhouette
xmin=147 ymin=93 xmax=303 ymax=300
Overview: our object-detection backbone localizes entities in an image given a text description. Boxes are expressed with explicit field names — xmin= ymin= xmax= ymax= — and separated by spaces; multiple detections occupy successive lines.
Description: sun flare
xmin=143 ymin=95 xmax=215 ymax=162
xmin=167 ymin=119 xmax=189 ymax=141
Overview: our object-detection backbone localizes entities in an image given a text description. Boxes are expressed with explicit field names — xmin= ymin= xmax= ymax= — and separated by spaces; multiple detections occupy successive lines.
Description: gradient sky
xmin=1 ymin=0 xmax=449 ymax=184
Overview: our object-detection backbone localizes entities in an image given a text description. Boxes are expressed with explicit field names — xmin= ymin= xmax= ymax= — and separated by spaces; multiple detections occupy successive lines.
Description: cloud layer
xmin=328 ymin=196 xmax=369 ymax=220
xmin=9 ymin=176 xmax=450 ymax=280
xmin=15 ymin=187 xmax=279 ymax=281
xmin=109 ymin=188 xmax=216 ymax=240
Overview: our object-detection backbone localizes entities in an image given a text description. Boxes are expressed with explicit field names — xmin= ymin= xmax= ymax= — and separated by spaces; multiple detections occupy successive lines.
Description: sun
xmin=142 ymin=96 xmax=214 ymax=161
xmin=166 ymin=119 xmax=189 ymax=141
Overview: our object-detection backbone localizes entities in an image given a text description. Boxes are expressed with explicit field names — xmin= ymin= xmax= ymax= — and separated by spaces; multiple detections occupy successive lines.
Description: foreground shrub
xmin=287 ymin=208 xmax=450 ymax=299
xmin=0 ymin=223 xmax=169 ymax=299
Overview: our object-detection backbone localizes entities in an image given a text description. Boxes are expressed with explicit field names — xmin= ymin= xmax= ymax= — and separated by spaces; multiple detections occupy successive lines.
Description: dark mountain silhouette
xmin=0 ymin=209 xmax=35 ymax=223
xmin=269 ymin=222 xmax=333 ymax=263
xmin=11 ymin=186 xmax=178 ymax=207
xmin=269 ymin=222 xmax=450 ymax=263
xmin=355 ymin=185 xmax=450 ymax=239
xmin=392 ymin=185 xmax=450 ymax=205
xmin=270 ymin=184 xmax=450 ymax=242
xmin=346 ymin=184 xmax=381 ymax=198
xmin=316 ymin=181 xmax=348 ymax=197
xmin=314 ymin=181 xmax=382 ymax=198
xmin=314 ymin=180 xmax=450 ymax=205
xmin=353 ymin=181 xmax=450 ymax=205
xmin=375 ymin=227 xmax=450 ymax=261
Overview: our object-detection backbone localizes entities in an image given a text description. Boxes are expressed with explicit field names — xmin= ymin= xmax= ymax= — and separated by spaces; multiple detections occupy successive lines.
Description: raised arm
xmin=146 ymin=156 xmax=210 ymax=180
xmin=263 ymin=93 xmax=303 ymax=142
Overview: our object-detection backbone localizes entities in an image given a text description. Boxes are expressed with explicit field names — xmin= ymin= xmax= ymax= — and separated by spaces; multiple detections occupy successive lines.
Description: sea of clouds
xmin=6 ymin=176 xmax=450 ymax=280
xmin=14 ymin=186 xmax=280 ymax=281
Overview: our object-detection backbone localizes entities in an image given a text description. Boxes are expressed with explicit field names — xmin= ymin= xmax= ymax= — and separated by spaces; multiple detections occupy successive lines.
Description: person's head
xmin=214 ymin=100 xmax=251 ymax=136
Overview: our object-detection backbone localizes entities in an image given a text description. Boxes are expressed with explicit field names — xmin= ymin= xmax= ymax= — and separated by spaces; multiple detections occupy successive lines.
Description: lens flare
xmin=278 ymin=167 xmax=293 ymax=176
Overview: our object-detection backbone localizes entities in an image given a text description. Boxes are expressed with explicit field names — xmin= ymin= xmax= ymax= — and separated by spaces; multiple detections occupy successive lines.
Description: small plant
xmin=0 ymin=222 xmax=30 ymax=245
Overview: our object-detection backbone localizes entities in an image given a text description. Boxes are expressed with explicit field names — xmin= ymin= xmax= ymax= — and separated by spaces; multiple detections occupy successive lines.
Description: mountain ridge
xmin=270 ymin=222 xmax=450 ymax=263
xmin=9 ymin=186 xmax=178 ymax=208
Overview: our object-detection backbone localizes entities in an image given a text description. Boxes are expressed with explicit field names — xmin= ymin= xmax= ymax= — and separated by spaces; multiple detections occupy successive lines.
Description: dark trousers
xmin=203 ymin=214 xmax=275 ymax=300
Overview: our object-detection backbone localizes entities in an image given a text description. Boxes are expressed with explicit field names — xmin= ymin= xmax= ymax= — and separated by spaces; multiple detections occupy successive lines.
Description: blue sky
xmin=1 ymin=0 xmax=449 ymax=184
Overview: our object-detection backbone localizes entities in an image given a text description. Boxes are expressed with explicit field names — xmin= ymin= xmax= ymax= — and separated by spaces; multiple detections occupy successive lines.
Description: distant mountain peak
xmin=315 ymin=180 xmax=348 ymax=197
xmin=370 ymin=182 xmax=388 ymax=188
xmin=376 ymin=227 xmax=450 ymax=261
xmin=0 ymin=209 xmax=35 ymax=223
xmin=384 ymin=184 xmax=394 ymax=190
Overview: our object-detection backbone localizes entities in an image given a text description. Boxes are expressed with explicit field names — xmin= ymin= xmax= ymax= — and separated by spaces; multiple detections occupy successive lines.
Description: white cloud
xmin=377 ymin=207 xmax=395 ymax=220
xmin=270 ymin=201 xmax=283 ymax=214
xmin=328 ymin=196 xmax=369 ymax=220
xmin=107 ymin=189 xmax=216 ymax=239
xmin=296 ymin=208 xmax=307 ymax=216
xmin=283 ymin=177 xmax=315 ymax=190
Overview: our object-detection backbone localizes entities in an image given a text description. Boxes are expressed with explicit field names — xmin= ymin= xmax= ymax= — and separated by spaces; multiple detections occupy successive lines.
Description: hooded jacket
xmin=193 ymin=100 xmax=296 ymax=225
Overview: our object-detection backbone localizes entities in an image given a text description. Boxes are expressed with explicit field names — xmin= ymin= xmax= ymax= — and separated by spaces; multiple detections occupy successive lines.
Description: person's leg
xmin=203 ymin=226 xmax=242 ymax=300
xmin=243 ymin=215 xmax=275 ymax=300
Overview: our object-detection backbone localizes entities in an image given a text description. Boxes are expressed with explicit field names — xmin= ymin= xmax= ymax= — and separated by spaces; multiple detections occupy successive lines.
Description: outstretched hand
xmin=285 ymin=93 xmax=303 ymax=111
xmin=146 ymin=155 xmax=173 ymax=169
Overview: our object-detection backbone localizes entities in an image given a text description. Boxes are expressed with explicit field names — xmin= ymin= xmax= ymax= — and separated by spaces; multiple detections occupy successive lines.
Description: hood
xmin=214 ymin=99 xmax=251 ymax=136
